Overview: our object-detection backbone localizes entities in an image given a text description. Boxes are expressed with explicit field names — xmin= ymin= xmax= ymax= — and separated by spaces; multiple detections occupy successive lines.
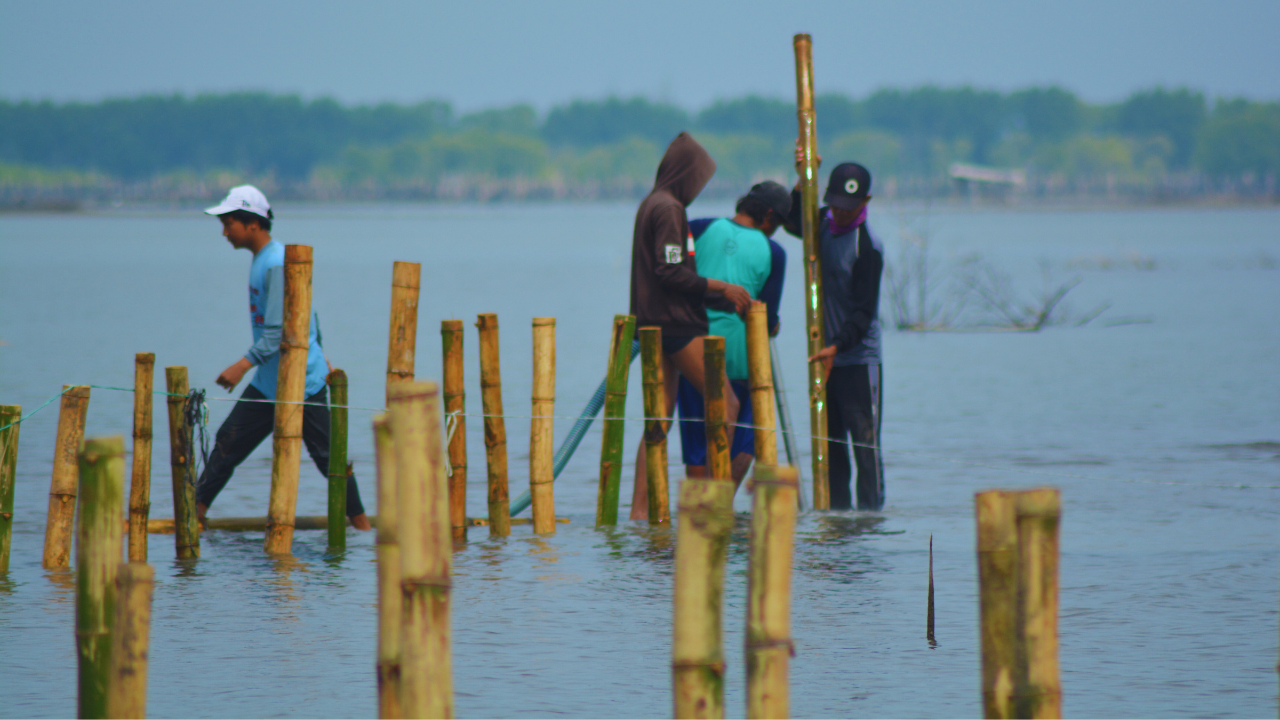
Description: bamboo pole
xmin=441 ymin=320 xmax=468 ymax=542
xmin=596 ymin=314 xmax=636 ymax=526
xmin=373 ymin=415 xmax=402 ymax=719
xmin=530 ymin=318 xmax=557 ymax=535
xmin=928 ymin=535 xmax=936 ymax=645
xmin=106 ymin=562 xmax=154 ymax=720
xmin=43 ymin=385 xmax=90 ymax=569
xmin=476 ymin=313 xmax=510 ymax=537
xmin=672 ymin=478 xmax=734 ymax=719
xmin=975 ymin=490 xmax=1018 ymax=719
xmin=745 ymin=465 xmax=798 ymax=719
xmin=388 ymin=383 xmax=453 ymax=719
xmin=386 ymin=261 xmax=421 ymax=400
xmin=265 ymin=244 xmax=313 ymax=555
xmin=164 ymin=368 xmax=199 ymax=559
xmin=327 ymin=369 xmax=350 ymax=550
xmin=0 ymin=404 xmax=20 ymax=573
xmin=703 ymin=336 xmax=731 ymax=482
xmin=1014 ymin=488 xmax=1062 ymax=719
xmin=127 ymin=354 xmax=154 ymax=563
xmin=745 ymin=302 xmax=778 ymax=467
xmin=639 ymin=327 xmax=670 ymax=525
xmin=76 ymin=436 xmax=124 ymax=719
xmin=793 ymin=33 xmax=830 ymax=509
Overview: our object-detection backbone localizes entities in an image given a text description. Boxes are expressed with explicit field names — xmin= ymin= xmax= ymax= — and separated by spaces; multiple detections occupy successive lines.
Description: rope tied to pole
xmin=443 ymin=410 xmax=460 ymax=477
xmin=183 ymin=388 xmax=211 ymax=488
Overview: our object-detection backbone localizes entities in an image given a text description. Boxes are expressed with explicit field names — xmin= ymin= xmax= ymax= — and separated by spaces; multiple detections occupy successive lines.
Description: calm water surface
xmin=0 ymin=203 xmax=1277 ymax=718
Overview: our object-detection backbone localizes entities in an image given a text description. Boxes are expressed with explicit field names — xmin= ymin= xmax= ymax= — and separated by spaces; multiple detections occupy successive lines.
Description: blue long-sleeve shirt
xmin=690 ymin=217 xmax=786 ymax=334
xmin=246 ymin=240 xmax=328 ymax=399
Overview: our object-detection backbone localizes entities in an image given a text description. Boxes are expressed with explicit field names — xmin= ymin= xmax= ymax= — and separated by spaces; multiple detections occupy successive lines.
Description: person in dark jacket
xmin=784 ymin=150 xmax=885 ymax=511
xmin=629 ymin=132 xmax=751 ymax=520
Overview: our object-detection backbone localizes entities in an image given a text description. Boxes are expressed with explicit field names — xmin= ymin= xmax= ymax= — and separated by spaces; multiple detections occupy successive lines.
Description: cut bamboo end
xmin=373 ymin=414 xmax=402 ymax=719
xmin=43 ymin=385 xmax=90 ymax=570
xmin=76 ymin=436 xmax=126 ymax=719
xmin=327 ymin=369 xmax=350 ymax=550
xmin=530 ymin=318 xmax=557 ymax=535
xmin=106 ymin=562 xmax=154 ymax=720
xmin=127 ymin=353 xmax=155 ymax=564
xmin=476 ymin=313 xmax=510 ymax=538
xmin=596 ymin=314 xmax=636 ymax=527
xmin=702 ymin=336 xmax=731 ymax=482
xmin=164 ymin=368 xmax=200 ymax=560
xmin=673 ymin=478 xmax=734 ymax=719
xmin=266 ymin=245 xmax=314 ymax=556
xmin=386 ymin=261 xmax=422 ymax=400
xmin=0 ymin=403 xmax=22 ymax=573
xmin=441 ymin=319 xmax=468 ymax=542
xmin=746 ymin=465 xmax=798 ymax=720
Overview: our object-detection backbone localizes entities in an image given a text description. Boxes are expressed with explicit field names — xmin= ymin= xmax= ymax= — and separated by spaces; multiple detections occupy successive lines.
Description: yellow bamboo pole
xmin=265 ymin=244 xmax=313 ymax=555
xmin=976 ymin=490 xmax=1018 ymax=719
xmin=386 ymin=261 xmax=421 ymax=401
xmin=76 ymin=436 xmax=124 ymax=719
xmin=441 ymin=320 xmax=468 ymax=542
xmin=703 ymin=337 xmax=731 ymax=482
xmin=373 ymin=415 xmax=402 ymax=719
xmin=639 ymin=327 xmax=670 ymax=525
xmin=476 ymin=313 xmax=510 ymax=537
xmin=530 ymin=318 xmax=557 ymax=535
xmin=164 ymin=368 xmax=199 ymax=559
xmin=793 ymin=33 xmax=830 ymax=509
xmin=0 ymin=404 xmax=21 ymax=573
xmin=1014 ymin=488 xmax=1062 ymax=719
xmin=106 ymin=562 xmax=154 ymax=720
xmin=43 ymin=385 xmax=90 ymax=570
xmin=745 ymin=302 xmax=777 ymax=467
xmin=673 ymin=478 xmax=734 ymax=719
xmin=127 ymin=353 xmax=154 ymax=562
xmin=746 ymin=464 xmax=798 ymax=719
xmin=388 ymin=382 xmax=453 ymax=719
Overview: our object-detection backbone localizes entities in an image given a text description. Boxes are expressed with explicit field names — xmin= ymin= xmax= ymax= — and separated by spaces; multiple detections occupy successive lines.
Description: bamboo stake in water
xmin=1014 ymin=488 xmax=1062 ymax=719
xmin=745 ymin=465 xmax=798 ymax=719
xmin=745 ymin=302 xmax=778 ymax=467
xmin=164 ymin=368 xmax=199 ymax=559
xmin=127 ymin=354 xmax=154 ymax=563
xmin=386 ymin=261 xmax=421 ymax=400
xmin=703 ymin=336 xmax=731 ymax=482
xmin=106 ymin=562 xmax=154 ymax=720
xmin=596 ymin=314 xmax=636 ymax=526
xmin=975 ymin=490 xmax=1018 ymax=719
xmin=530 ymin=318 xmax=557 ymax=535
xmin=673 ymin=478 xmax=734 ymax=719
xmin=265 ymin=244 xmax=313 ymax=555
xmin=327 ymin=369 xmax=350 ymax=550
xmin=928 ymin=535 xmax=936 ymax=645
xmin=372 ymin=415 xmax=402 ymax=719
xmin=43 ymin=385 xmax=90 ymax=569
xmin=389 ymin=383 xmax=453 ymax=719
xmin=639 ymin=327 xmax=670 ymax=525
xmin=792 ymin=33 xmax=830 ymax=509
xmin=0 ymin=404 xmax=21 ymax=573
xmin=441 ymin=320 xmax=468 ymax=542
xmin=76 ymin=436 xmax=124 ymax=719
xmin=476 ymin=313 xmax=510 ymax=537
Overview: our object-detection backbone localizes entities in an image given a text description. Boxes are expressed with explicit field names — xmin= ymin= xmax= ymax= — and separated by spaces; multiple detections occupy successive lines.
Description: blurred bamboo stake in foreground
xmin=746 ymin=465 xmax=798 ymax=719
xmin=76 ymin=436 xmax=124 ymax=719
xmin=673 ymin=478 xmax=734 ymax=719
xmin=106 ymin=562 xmax=155 ymax=720
xmin=373 ymin=415 xmax=402 ymax=718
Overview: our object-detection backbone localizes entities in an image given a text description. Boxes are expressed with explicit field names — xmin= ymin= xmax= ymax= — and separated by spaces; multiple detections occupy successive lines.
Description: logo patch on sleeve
xmin=664 ymin=244 xmax=683 ymax=264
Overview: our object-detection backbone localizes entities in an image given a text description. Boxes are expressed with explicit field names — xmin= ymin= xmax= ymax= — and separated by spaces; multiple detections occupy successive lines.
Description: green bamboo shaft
xmin=266 ymin=244 xmax=313 ymax=554
xmin=672 ymin=478 xmax=734 ymax=719
xmin=703 ymin=336 xmax=731 ymax=482
xmin=76 ymin=436 xmax=124 ymax=719
xmin=745 ymin=303 xmax=778 ymax=467
xmin=373 ymin=415 xmax=402 ymax=719
xmin=127 ymin=353 xmax=154 ymax=563
xmin=0 ymin=404 xmax=20 ymax=573
xmin=530 ymin=318 xmax=557 ymax=535
xmin=476 ymin=313 xmax=510 ymax=537
xmin=639 ymin=327 xmax=670 ymax=525
xmin=596 ymin=314 xmax=636 ymax=526
xmin=1014 ymin=489 xmax=1062 ymax=719
xmin=106 ymin=562 xmax=154 ymax=720
xmin=386 ymin=261 xmax=421 ymax=400
xmin=43 ymin=385 xmax=90 ymax=569
xmin=327 ymin=369 xmax=349 ymax=549
xmin=164 ymin=368 xmax=199 ymax=559
xmin=441 ymin=320 xmax=468 ymax=542
xmin=746 ymin=465 xmax=798 ymax=719
xmin=976 ymin=490 xmax=1018 ymax=719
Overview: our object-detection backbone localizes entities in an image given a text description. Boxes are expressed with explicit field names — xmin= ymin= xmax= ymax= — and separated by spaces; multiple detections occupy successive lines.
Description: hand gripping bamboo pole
xmin=127 ymin=354 xmax=154 ymax=562
xmin=76 ymin=436 xmax=124 ymax=719
xmin=388 ymin=383 xmax=453 ymax=719
xmin=441 ymin=321 xmax=468 ymax=542
xmin=386 ymin=261 xmax=421 ymax=401
xmin=327 ymin=369 xmax=350 ymax=550
xmin=703 ymin=337 xmax=731 ymax=482
xmin=745 ymin=303 xmax=778 ymax=467
xmin=793 ymin=33 xmax=830 ymax=509
xmin=165 ymin=368 xmax=199 ymax=559
xmin=476 ymin=313 xmax=510 ymax=537
xmin=1014 ymin=488 xmax=1062 ymax=719
xmin=0 ymin=404 xmax=21 ymax=573
xmin=975 ymin=490 xmax=1017 ymax=719
xmin=43 ymin=385 xmax=90 ymax=569
xmin=639 ymin=327 xmax=670 ymax=525
xmin=746 ymin=465 xmax=798 ymax=719
xmin=673 ymin=478 xmax=734 ymax=719
xmin=265 ymin=244 xmax=313 ymax=555
xmin=373 ymin=415 xmax=402 ymax=719
xmin=530 ymin=318 xmax=557 ymax=535
xmin=106 ymin=563 xmax=154 ymax=720
xmin=596 ymin=314 xmax=636 ymax=526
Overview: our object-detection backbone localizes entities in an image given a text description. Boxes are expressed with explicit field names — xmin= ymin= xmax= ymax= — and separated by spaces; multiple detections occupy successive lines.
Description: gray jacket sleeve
xmin=244 ymin=266 xmax=285 ymax=366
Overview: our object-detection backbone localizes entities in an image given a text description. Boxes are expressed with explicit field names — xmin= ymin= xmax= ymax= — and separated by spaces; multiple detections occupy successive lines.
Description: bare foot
xmin=196 ymin=502 xmax=209 ymax=530
xmin=349 ymin=513 xmax=373 ymax=531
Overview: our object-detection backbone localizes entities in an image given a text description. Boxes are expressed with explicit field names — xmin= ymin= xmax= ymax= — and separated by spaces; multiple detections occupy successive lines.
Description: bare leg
xmin=730 ymin=452 xmax=753 ymax=488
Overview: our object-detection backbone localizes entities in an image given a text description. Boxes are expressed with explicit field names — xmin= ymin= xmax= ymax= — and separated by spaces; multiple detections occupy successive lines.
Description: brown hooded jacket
xmin=628 ymin=132 xmax=717 ymax=337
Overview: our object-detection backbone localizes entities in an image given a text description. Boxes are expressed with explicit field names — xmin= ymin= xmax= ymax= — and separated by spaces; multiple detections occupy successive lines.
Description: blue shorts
xmin=676 ymin=377 xmax=754 ymax=466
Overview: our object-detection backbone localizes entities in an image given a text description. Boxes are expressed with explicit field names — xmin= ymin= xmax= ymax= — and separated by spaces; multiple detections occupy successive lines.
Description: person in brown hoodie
xmin=628 ymin=132 xmax=752 ymax=520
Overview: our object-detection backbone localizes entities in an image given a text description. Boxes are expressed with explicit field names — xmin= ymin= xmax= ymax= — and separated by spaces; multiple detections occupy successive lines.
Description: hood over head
xmin=653 ymin=132 xmax=716 ymax=207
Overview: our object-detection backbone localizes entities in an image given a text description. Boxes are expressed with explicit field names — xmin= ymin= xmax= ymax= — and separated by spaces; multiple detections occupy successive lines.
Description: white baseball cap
xmin=204 ymin=184 xmax=271 ymax=219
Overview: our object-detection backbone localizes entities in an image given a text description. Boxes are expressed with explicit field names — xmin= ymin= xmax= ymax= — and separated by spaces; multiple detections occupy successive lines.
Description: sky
xmin=2 ymin=0 xmax=1278 ymax=111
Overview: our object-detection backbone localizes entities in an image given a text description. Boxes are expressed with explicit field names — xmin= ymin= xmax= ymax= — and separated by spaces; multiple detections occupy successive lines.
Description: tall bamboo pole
xmin=639 ymin=327 xmax=670 ymax=525
xmin=596 ymin=314 xmax=636 ymax=526
xmin=703 ymin=336 xmax=731 ymax=482
xmin=327 ymin=369 xmax=350 ymax=550
xmin=746 ymin=465 xmax=798 ymax=719
xmin=976 ymin=490 xmax=1017 ymax=719
xmin=672 ymin=478 xmax=734 ymax=719
xmin=530 ymin=318 xmax=557 ymax=535
xmin=76 ymin=436 xmax=124 ymax=719
xmin=1014 ymin=488 xmax=1062 ymax=719
xmin=164 ymin=368 xmax=199 ymax=559
xmin=106 ymin=562 xmax=154 ymax=720
xmin=0 ymin=404 xmax=21 ymax=573
xmin=265 ymin=244 xmax=313 ymax=555
xmin=476 ymin=313 xmax=510 ymax=537
xmin=43 ymin=385 xmax=90 ymax=569
xmin=793 ymin=33 xmax=830 ymax=509
xmin=745 ymin=302 xmax=778 ymax=467
xmin=127 ymin=354 xmax=154 ymax=562
xmin=388 ymin=383 xmax=453 ymax=719
xmin=386 ymin=261 xmax=421 ymax=400
xmin=441 ymin=320 xmax=468 ymax=542
xmin=372 ymin=415 xmax=402 ymax=718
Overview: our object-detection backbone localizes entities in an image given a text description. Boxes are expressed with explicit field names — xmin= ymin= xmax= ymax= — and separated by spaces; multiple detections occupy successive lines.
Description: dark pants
xmin=195 ymin=384 xmax=366 ymax=516
xmin=827 ymin=363 xmax=884 ymax=511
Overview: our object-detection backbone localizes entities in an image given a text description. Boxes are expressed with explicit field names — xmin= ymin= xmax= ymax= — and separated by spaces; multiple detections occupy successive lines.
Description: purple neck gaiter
xmin=826 ymin=206 xmax=867 ymax=236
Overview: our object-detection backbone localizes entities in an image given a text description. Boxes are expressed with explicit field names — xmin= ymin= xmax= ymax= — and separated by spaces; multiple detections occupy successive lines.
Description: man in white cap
xmin=196 ymin=185 xmax=372 ymax=530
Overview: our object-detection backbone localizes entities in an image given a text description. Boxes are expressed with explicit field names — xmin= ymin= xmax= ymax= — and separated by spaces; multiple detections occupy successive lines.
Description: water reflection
xmin=265 ymin=554 xmax=308 ymax=621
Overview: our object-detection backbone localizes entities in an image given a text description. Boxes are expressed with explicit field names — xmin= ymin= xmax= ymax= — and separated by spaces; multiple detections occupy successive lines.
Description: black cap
xmin=745 ymin=180 xmax=792 ymax=219
xmin=823 ymin=162 xmax=872 ymax=210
